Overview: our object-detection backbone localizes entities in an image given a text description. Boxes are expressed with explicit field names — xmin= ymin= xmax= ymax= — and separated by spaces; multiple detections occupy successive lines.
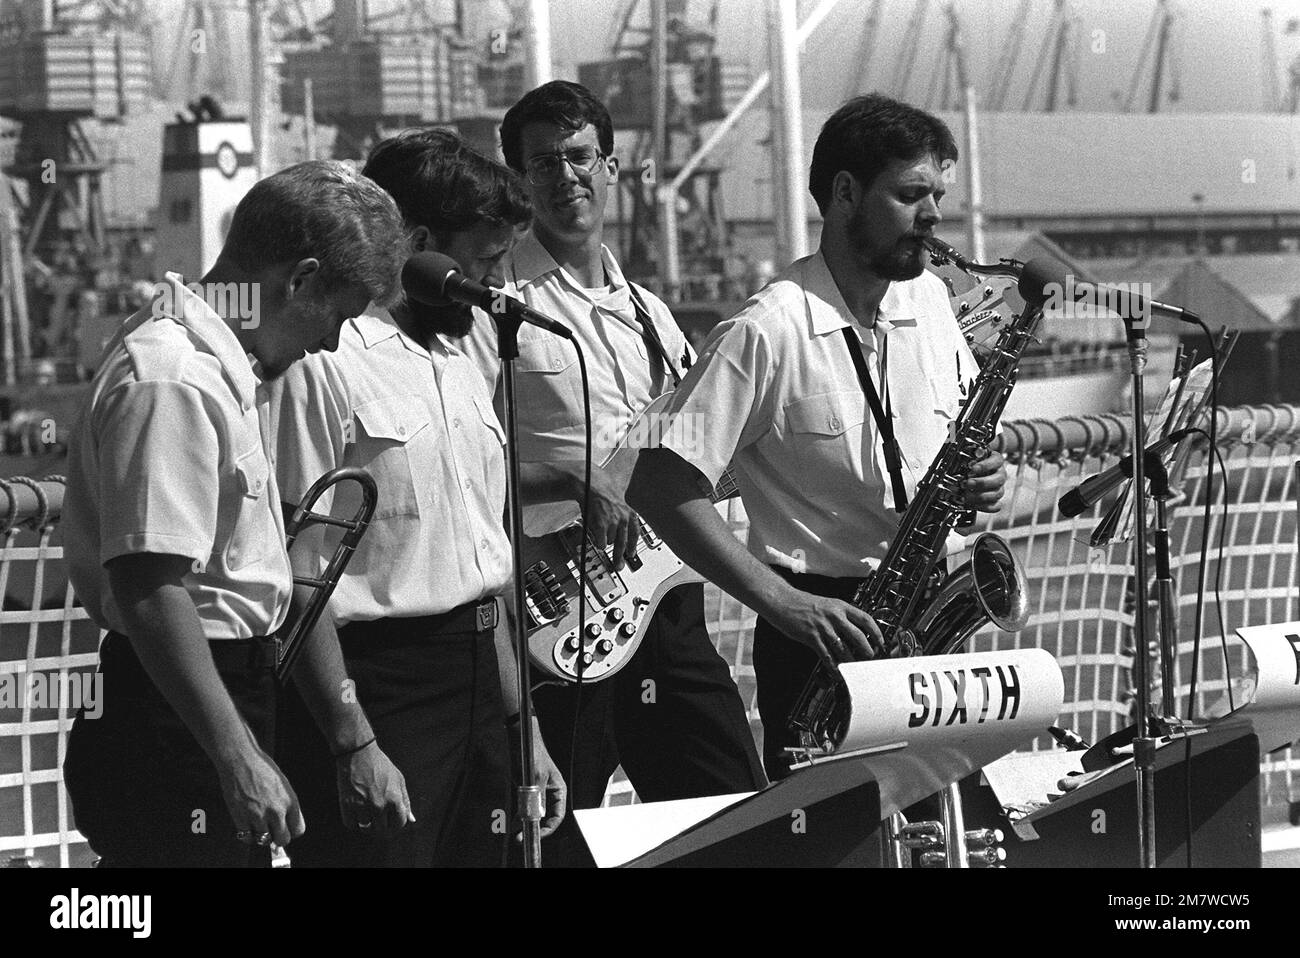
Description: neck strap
xmin=840 ymin=325 xmax=908 ymax=514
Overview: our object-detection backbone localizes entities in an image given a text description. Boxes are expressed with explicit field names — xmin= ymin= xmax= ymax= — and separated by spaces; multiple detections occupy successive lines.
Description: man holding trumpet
xmin=61 ymin=160 xmax=411 ymax=866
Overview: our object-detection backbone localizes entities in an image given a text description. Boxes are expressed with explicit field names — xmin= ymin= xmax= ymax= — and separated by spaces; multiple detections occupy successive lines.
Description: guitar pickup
xmin=523 ymin=561 xmax=569 ymax=627
xmin=558 ymin=526 xmax=627 ymax=607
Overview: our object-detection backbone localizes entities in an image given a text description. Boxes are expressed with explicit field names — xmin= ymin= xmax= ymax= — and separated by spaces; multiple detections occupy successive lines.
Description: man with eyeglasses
xmin=467 ymin=80 xmax=765 ymax=866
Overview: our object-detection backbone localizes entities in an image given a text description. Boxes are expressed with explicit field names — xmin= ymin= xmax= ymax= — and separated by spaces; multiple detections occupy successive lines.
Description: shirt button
xmin=480 ymin=538 xmax=489 ymax=550
xmin=396 ymin=424 xmax=406 ymax=437
xmin=464 ymin=479 xmax=472 ymax=490
xmin=552 ymin=357 xmax=563 ymax=370
xmin=829 ymin=415 xmax=841 ymax=431
xmin=453 ymin=418 xmax=462 ymax=429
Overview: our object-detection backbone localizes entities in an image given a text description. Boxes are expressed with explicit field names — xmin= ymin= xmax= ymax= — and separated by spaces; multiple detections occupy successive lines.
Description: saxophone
xmin=788 ymin=237 xmax=1037 ymax=754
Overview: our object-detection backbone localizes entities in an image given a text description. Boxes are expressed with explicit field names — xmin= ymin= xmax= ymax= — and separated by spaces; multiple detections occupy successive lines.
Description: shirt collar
xmin=509 ymin=229 xmax=558 ymax=286
xmin=799 ymin=250 xmax=923 ymax=338
xmin=509 ymin=229 xmax=630 ymax=310
xmin=354 ymin=303 xmax=463 ymax=361
xmin=159 ymin=272 xmax=260 ymax=410
xmin=799 ymin=252 xmax=854 ymax=337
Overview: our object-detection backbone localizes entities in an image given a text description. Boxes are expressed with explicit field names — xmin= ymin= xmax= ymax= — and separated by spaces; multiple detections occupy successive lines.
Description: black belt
xmin=338 ymin=598 xmax=500 ymax=649
xmin=103 ymin=631 xmax=278 ymax=674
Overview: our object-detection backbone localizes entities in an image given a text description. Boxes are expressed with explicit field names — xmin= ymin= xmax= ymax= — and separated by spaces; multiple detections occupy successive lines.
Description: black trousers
xmin=276 ymin=612 xmax=511 ymax=868
xmin=532 ymin=583 xmax=766 ymax=866
xmin=752 ymin=568 xmax=861 ymax=783
xmin=62 ymin=633 xmax=278 ymax=868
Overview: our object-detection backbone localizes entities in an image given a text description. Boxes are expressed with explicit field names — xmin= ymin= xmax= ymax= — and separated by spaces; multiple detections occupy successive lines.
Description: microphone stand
xmin=1124 ymin=320 xmax=1158 ymax=869
xmin=497 ymin=314 xmax=543 ymax=868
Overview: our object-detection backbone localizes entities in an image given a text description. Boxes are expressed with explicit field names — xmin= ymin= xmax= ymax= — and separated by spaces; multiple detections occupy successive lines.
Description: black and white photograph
xmin=0 ymin=0 xmax=1295 ymax=936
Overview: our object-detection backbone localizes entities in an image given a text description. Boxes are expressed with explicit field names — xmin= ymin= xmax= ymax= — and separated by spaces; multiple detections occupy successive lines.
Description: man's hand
xmin=335 ymin=741 xmax=414 ymax=832
xmin=507 ymin=715 xmax=568 ymax=840
xmin=568 ymin=459 xmax=641 ymax=571
xmin=532 ymin=728 xmax=567 ymax=840
xmin=766 ymin=588 xmax=884 ymax=665
xmin=216 ymin=742 xmax=306 ymax=848
xmin=963 ymin=449 xmax=1007 ymax=513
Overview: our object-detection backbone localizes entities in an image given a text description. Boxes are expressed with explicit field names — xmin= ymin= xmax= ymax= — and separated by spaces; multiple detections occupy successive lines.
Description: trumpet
xmin=275 ymin=467 xmax=378 ymax=683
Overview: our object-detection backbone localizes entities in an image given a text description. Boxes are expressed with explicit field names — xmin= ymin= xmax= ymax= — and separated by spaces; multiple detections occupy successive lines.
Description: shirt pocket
xmin=782 ymin=390 xmax=868 ymax=479
xmin=929 ymin=376 xmax=964 ymax=420
xmin=352 ymin=395 xmax=429 ymax=520
xmin=471 ymin=396 xmax=507 ymax=508
xmin=473 ymin=396 xmax=507 ymax=449
xmin=227 ymin=446 xmax=271 ymax=570
xmin=513 ymin=337 xmax=584 ymax=433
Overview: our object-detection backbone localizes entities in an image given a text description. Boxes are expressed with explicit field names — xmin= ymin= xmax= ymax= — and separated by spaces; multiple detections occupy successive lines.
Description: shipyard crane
xmin=1258 ymin=9 xmax=1300 ymax=113
xmin=840 ymin=0 xmax=883 ymax=102
xmin=1019 ymin=0 xmax=1079 ymax=112
xmin=889 ymin=0 xmax=931 ymax=102
xmin=1261 ymin=9 xmax=1282 ymax=112
xmin=579 ymin=0 xmax=732 ymax=288
xmin=0 ymin=0 xmax=152 ymax=380
xmin=279 ymin=0 xmax=484 ymax=159
xmin=0 ymin=0 xmax=150 ymax=257
xmin=1123 ymin=0 xmax=1181 ymax=113
xmin=987 ymin=0 xmax=1032 ymax=111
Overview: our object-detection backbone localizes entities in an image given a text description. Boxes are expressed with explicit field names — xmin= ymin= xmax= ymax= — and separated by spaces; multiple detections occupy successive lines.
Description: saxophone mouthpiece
xmin=921 ymin=236 xmax=973 ymax=273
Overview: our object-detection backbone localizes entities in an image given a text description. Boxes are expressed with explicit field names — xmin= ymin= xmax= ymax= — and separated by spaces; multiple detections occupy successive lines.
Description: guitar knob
xmin=607 ymin=607 xmax=625 ymax=622
xmin=584 ymin=623 xmax=602 ymax=640
xmin=581 ymin=652 xmax=594 ymax=666
xmin=564 ymin=635 xmax=580 ymax=652
xmin=596 ymin=639 xmax=614 ymax=654
xmin=618 ymin=622 xmax=636 ymax=639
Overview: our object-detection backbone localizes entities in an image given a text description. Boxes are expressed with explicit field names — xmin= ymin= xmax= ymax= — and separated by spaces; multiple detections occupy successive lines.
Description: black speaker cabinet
xmin=964 ymin=721 xmax=1261 ymax=867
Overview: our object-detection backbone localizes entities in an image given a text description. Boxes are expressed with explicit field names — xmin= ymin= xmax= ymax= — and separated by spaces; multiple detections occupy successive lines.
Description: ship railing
xmin=3 ymin=406 xmax=1299 ymax=860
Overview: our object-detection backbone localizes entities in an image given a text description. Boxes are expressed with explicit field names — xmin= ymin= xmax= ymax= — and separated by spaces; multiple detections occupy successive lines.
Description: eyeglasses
xmin=523 ymin=147 xmax=608 ymax=186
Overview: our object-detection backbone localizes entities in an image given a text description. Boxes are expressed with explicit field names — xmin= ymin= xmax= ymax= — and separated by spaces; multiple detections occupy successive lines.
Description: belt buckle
xmin=475 ymin=601 xmax=497 ymax=632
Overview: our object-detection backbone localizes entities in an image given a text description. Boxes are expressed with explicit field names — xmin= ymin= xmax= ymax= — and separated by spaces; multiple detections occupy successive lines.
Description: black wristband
xmin=332 ymin=736 xmax=376 ymax=760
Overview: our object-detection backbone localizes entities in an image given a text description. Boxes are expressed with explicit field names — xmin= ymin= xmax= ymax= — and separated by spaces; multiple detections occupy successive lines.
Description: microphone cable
xmin=1180 ymin=318 xmax=1228 ymax=868
xmin=1185 ymin=320 xmax=1229 ymax=720
xmin=568 ymin=343 xmax=594 ymax=819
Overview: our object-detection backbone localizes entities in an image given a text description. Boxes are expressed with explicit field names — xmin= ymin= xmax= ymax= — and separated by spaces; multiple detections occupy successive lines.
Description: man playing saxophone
xmin=627 ymin=95 xmax=1008 ymax=781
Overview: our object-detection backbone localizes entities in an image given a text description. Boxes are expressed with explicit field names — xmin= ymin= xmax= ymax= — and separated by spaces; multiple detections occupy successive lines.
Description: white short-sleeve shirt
xmin=660 ymin=250 xmax=979 ymax=579
xmin=264 ymin=307 xmax=511 ymax=624
xmin=63 ymin=274 xmax=292 ymax=640
xmin=464 ymin=229 xmax=693 ymax=470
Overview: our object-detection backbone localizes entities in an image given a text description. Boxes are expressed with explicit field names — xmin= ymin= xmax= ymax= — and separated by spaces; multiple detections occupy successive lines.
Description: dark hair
xmin=808 ymin=94 xmax=958 ymax=215
xmin=499 ymin=80 xmax=614 ymax=174
xmin=362 ymin=128 xmax=532 ymax=243
xmin=222 ymin=159 xmax=406 ymax=305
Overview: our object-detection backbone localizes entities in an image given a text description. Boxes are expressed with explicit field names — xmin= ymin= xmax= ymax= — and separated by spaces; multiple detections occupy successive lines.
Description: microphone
xmin=1057 ymin=427 xmax=1197 ymax=518
xmin=401 ymin=251 xmax=574 ymax=340
xmin=1017 ymin=259 xmax=1201 ymax=327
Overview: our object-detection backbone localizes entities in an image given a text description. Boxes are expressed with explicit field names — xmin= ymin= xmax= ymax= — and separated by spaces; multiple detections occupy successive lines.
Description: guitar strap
xmin=628 ymin=283 xmax=683 ymax=393
xmin=840 ymin=325 xmax=909 ymax=514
